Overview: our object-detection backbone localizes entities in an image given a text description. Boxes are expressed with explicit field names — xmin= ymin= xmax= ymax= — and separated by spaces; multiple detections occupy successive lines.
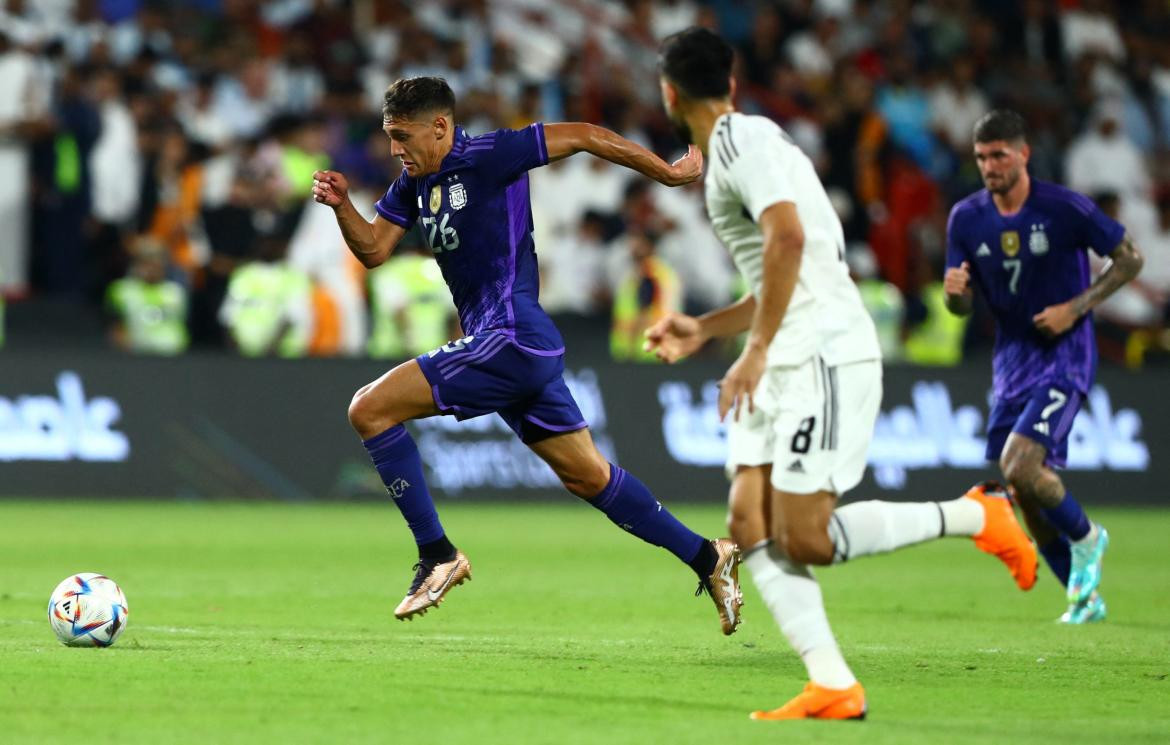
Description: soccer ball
xmin=47 ymin=573 xmax=129 ymax=647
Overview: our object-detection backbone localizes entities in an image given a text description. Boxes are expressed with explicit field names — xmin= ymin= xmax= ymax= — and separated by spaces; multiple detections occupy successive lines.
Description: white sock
xmin=940 ymin=496 xmax=985 ymax=537
xmin=828 ymin=499 xmax=982 ymax=563
xmin=744 ymin=544 xmax=856 ymax=689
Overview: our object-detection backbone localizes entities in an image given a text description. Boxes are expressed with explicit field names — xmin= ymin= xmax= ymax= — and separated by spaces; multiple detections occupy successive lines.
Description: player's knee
xmin=1000 ymin=454 xmax=1034 ymax=494
xmin=347 ymin=389 xmax=394 ymax=437
xmin=780 ymin=528 xmax=834 ymax=566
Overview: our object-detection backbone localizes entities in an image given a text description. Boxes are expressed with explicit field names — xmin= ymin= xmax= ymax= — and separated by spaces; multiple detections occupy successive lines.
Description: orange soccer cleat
xmin=965 ymin=481 xmax=1038 ymax=591
xmin=750 ymin=681 xmax=867 ymax=721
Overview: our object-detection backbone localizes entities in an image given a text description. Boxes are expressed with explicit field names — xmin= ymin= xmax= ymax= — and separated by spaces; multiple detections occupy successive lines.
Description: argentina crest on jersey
xmin=449 ymin=182 xmax=467 ymax=210
xmin=1029 ymin=223 xmax=1049 ymax=255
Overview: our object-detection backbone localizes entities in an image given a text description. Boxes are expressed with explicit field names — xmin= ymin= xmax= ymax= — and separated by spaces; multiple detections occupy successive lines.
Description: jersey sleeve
xmin=1065 ymin=190 xmax=1126 ymax=256
xmin=374 ymin=170 xmax=418 ymax=228
xmin=472 ymin=124 xmax=550 ymax=184
xmin=723 ymin=132 xmax=796 ymax=222
xmin=945 ymin=203 xmax=969 ymax=269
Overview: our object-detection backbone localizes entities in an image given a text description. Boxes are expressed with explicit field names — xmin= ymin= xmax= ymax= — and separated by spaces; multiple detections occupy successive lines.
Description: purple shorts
xmin=985 ymin=381 xmax=1083 ymax=468
xmin=416 ymin=332 xmax=587 ymax=444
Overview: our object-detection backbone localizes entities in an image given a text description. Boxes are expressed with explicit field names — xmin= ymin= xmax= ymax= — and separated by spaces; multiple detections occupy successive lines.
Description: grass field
xmin=1 ymin=501 xmax=1168 ymax=744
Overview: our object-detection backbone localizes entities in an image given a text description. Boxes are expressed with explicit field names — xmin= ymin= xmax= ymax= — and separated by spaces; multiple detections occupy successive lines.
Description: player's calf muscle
xmin=728 ymin=467 xmax=768 ymax=549
xmin=781 ymin=530 xmax=835 ymax=566
xmin=772 ymin=509 xmax=835 ymax=566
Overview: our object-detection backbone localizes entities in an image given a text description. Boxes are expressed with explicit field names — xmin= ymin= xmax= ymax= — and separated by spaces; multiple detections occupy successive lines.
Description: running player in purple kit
xmin=944 ymin=110 xmax=1145 ymax=623
xmin=311 ymin=76 xmax=743 ymax=633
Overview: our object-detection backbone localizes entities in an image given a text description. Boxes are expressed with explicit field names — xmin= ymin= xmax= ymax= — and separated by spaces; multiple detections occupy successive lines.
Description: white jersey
xmin=704 ymin=112 xmax=880 ymax=367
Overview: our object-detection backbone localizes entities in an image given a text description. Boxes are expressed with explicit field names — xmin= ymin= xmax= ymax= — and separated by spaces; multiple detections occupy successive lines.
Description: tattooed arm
xmin=1033 ymin=234 xmax=1145 ymax=338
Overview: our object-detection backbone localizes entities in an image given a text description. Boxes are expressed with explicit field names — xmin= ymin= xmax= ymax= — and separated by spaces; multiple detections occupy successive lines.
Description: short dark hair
xmin=658 ymin=27 xmax=734 ymax=100
xmin=382 ymin=77 xmax=455 ymax=121
xmin=973 ymin=109 xmax=1027 ymax=144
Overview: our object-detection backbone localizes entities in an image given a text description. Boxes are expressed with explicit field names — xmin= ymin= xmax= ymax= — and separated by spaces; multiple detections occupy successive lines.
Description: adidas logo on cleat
xmin=786 ymin=460 xmax=805 ymax=473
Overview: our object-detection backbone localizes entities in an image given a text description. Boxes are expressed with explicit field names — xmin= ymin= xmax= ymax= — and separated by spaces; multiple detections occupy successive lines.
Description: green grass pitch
xmin=1 ymin=501 xmax=1168 ymax=744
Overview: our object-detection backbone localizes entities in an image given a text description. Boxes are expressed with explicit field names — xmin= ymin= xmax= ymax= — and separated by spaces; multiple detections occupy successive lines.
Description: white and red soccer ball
xmin=47 ymin=573 xmax=129 ymax=647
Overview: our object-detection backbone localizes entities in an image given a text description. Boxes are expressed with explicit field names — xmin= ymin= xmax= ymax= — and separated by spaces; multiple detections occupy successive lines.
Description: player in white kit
xmin=647 ymin=28 xmax=1039 ymax=721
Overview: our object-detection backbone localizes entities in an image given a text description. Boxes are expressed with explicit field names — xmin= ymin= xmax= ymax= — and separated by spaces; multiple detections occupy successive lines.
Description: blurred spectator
xmin=105 ymin=237 xmax=188 ymax=355
xmin=849 ymin=246 xmax=904 ymax=361
xmin=821 ymin=67 xmax=887 ymax=245
xmin=930 ymin=57 xmax=988 ymax=157
xmin=739 ymin=5 xmax=785 ymax=87
xmin=31 ymin=60 xmax=101 ymax=297
xmin=1007 ymin=0 xmax=1064 ymax=71
xmin=140 ymin=126 xmax=208 ymax=283
xmin=0 ymin=28 xmax=49 ymax=296
xmin=611 ymin=231 xmax=680 ymax=362
xmin=88 ymin=65 xmax=140 ymax=298
xmin=654 ymin=180 xmax=735 ymax=312
xmin=366 ymin=243 xmax=454 ymax=359
xmin=875 ymin=52 xmax=937 ymax=172
xmin=1065 ymin=100 xmax=1152 ymax=204
xmin=287 ymin=185 xmax=369 ymax=357
xmin=179 ymin=71 xmax=233 ymax=149
xmin=903 ymin=253 xmax=968 ymax=367
xmin=218 ymin=235 xmax=312 ymax=358
xmin=541 ymin=209 xmax=610 ymax=316
xmin=1094 ymin=191 xmax=1168 ymax=329
xmin=1061 ymin=0 xmax=1125 ymax=63
xmin=213 ymin=58 xmax=274 ymax=140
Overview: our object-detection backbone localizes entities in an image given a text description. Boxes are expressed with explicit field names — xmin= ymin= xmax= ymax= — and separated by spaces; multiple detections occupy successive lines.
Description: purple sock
xmin=1039 ymin=536 xmax=1071 ymax=587
xmin=363 ymin=425 xmax=445 ymax=546
xmin=589 ymin=464 xmax=705 ymax=564
xmin=1041 ymin=492 xmax=1091 ymax=541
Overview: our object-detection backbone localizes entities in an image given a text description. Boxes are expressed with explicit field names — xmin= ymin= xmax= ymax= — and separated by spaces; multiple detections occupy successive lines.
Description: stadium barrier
xmin=0 ymin=348 xmax=1160 ymax=504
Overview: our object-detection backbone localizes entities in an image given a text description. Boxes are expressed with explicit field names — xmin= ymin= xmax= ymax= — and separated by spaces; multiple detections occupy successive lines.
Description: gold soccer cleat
xmin=696 ymin=538 xmax=743 ymax=635
xmin=394 ymin=551 xmax=472 ymax=620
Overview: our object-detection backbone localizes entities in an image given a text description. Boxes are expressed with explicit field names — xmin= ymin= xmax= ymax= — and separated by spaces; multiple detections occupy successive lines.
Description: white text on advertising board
xmin=658 ymin=380 xmax=1148 ymax=489
xmin=0 ymin=372 xmax=130 ymax=462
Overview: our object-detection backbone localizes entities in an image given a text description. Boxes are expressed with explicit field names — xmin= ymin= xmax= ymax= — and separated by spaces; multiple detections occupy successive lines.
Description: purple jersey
xmin=375 ymin=124 xmax=562 ymax=352
xmin=946 ymin=180 xmax=1125 ymax=400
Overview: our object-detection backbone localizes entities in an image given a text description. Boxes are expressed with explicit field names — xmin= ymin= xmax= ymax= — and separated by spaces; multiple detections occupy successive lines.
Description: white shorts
xmin=725 ymin=357 xmax=881 ymax=495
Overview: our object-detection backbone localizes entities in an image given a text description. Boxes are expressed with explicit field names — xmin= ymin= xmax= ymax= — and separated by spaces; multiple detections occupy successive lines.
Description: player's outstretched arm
xmin=542 ymin=123 xmax=702 ymax=186
xmin=1034 ymin=233 xmax=1145 ymax=337
xmin=643 ymin=294 xmax=758 ymax=363
xmin=312 ymin=170 xmax=406 ymax=268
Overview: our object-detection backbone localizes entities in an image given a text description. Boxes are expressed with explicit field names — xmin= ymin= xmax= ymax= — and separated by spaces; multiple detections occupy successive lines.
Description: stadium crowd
xmin=0 ymin=0 xmax=1168 ymax=366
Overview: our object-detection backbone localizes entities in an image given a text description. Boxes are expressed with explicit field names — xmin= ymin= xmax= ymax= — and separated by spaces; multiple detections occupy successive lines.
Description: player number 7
xmin=1041 ymin=388 xmax=1067 ymax=420
xmin=1002 ymin=259 xmax=1021 ymax=295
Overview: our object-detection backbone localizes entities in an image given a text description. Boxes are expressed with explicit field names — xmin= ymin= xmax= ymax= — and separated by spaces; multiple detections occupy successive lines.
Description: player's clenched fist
xmin=644 ymin=311 xmax=706 ymax=363
xmin=944 ymin=261 xmax=972 ymax=297
xmin=312 ymin=170 xmax=349 ymax=208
